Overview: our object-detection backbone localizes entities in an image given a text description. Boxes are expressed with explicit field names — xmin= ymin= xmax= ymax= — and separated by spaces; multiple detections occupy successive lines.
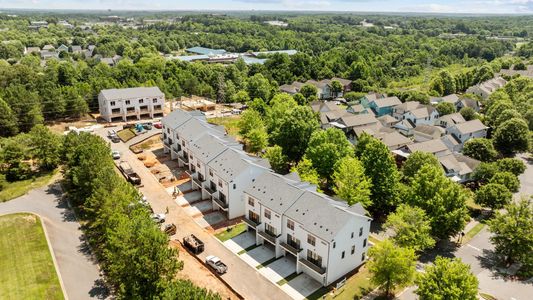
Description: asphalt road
xmin=0 ymin=184 xmax=107 ymax=300
xmin=98 ymin=126 xmax=292 ymax=300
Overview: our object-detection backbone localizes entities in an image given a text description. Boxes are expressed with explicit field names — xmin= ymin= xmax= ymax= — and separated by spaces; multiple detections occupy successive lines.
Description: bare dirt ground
xmin=170 ymin=241 xmax=240 ymax=300
xmin=47 ymin=117 xmax=98 ymax=134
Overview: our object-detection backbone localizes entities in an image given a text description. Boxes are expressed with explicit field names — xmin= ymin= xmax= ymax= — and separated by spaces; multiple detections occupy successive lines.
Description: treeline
xmin=62 ymin=132 xmax=220 ymax=299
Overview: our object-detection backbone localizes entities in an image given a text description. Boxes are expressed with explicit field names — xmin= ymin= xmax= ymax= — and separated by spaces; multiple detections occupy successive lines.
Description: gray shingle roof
xmin=161 ymin=109 xmax=193 ymax=129
xmin=452 ymin=119 xmax=487 ymax=135
xmin=244 ymin=172 xmax=304 ymax=214
xmin=100 ymin=87 xmax=164 ymax=100
xmin=372 ymin=96 xmax=402 ymax=108
xmin=208 ymin=148 xmax=252 ymax=183
xmin=189 ymin=134 xmax=228 ymax=164
xmin=178 ymin=118 xmax=212 ymax=143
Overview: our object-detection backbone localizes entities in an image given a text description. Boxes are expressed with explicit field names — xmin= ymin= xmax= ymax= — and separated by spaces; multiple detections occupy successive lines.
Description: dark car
xmin=142 ymin=123 xmax=153 ymax=130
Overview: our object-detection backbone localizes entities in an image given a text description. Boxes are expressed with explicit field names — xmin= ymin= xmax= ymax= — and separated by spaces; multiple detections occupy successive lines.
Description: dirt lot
xmin=171 ymin=241 xmax=240 ymax=300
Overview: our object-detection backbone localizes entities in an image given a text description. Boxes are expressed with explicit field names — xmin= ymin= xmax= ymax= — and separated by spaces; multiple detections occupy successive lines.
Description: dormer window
xmin=110 ymin=101 xmax=115 ymax=106
xmin=125 ymin=100 xmax=131 ymax=105
xmin=139 ymin=99 xmax=144 ymax=104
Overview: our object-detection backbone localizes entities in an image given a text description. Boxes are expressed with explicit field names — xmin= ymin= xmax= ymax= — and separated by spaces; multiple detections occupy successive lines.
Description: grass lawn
xmin=0 ymin=170 xmax=57 ymax=202
xmin=462 ymin=222 xmax=486 ymax=245
xmin=208 ymin=116 xmax=242 ymax=138
xmin=117 ymin=128 xmax=136 ymax=142
xmin=0 ymin=213 xmax=64 ymax=300
xmin=307 ymin=265 xmax=376 ymax=300
xmin=215 ymin=222 xmax=247 ymax=242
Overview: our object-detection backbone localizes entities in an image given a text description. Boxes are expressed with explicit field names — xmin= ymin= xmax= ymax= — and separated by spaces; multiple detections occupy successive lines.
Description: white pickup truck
xmin=205 ymin=255 xmax=227 ymax=274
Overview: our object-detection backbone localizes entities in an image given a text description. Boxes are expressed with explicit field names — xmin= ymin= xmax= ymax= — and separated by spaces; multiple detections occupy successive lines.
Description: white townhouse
xmin=437 ymin=113 xmax=466 ymax=128
xmin=244 ymin=172 xmax=372 ymax=286
xmin=98 ymin=87 xmax=165 ymax=122
xmin=445 ymin=119 xmax=488 ymax=149
xmin=401 ymin=105 xmax=439 ymax=126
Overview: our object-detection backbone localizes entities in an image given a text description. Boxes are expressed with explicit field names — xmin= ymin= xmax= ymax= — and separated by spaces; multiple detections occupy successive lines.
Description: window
xmin=248 ymin=197 xmax=254 ymax=207
xmin=139 ymin=99 xmax=144 ymax=104
xmin=359 ymin=227 xmax=363 ymax=237
xmin=351 ymin=245 xmax=355 ymax=255
xmin=351 ymin=232 xmax=354 ymax=239
xmin=125 ymin=100 xmax=131 ymax=105
xmin=264 ymin=209 xmax=271 ymax=220
xmin=341 ymin=251 xmax=345 ymax=259
xmin=196 ymin=162 xmax=200 ymax=168
xmin=307 ymin=234 xmax=316 ymax=246
xmin=307 ymin=249 xmax=322 ymax=267
xmin=190 ymin=155 xmax=194 ymax=160
xmin=218 ymin=180 xmax=223 ymax=188
xmin=287 ymin=219 xmax=294 ymax=231
xmin=333 ymin=241 xmax=336 ymax=249
xmin=249 ymin=211 xmax=259 ymax=223
xmin=209 ymin=169 xmax=213 ymax=176
xmin=182 ymin=141 xmax=185 ymax=146
xmin=265 ymin=223 xmax=276 ymax=236
xmin=233 ymin=183 xmax=236 ymax=190
xmin=361 ymin=252 xmax=366 ymax=261
xmin=153 ymin=98 xmax=158 ymax=103
xmin=110 ymin=101 xmax=115 ymax=106
xmin=287 ymin=234 xmax=300 ymax=249
xmin=363 ymin=238 xmax=367 ymax=247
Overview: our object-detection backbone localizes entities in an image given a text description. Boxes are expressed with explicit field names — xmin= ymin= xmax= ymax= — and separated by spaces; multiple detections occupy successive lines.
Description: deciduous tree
xmin=462 ymin=138 xmax=498 ymax=162
xmin=475 ymin=183 xmax=512 ymax=210
xmin=489 ymin=171 xmax=520 ymax=193
xmin=332 ymin=157 xmax=372 ymax=207
xmin=384 ymin=204 xmax=435 ymax=252
xmin=304 ymin=128 xmax=354 ymax=179
xmin=493 ymin=118 xmax=530 ymax=155
xmin=263 ymin=145 xmax=288 ymax=174
xmin=402 ymin=151 xmax=442 ymax=180
xmin=436 ymin=101 xmax=456 ymax=115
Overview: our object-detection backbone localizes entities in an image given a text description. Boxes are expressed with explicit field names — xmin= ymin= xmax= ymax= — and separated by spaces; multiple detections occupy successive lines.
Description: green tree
xmin=494 ymin=109 xmax=523 ymax=127
xmin=472 ymin=162 xmax=499 ymax=183
xmin=490 ymin=171 xmax=520 ymax=193
xmin=247 ymin=73 xmax=272 ymax=101
xmin=330 ymin=80 xmax=343 ymax=98
xmin=263 ymin=145 xmax=288 ymax=174
xmin=269 ymin=106 xmax=319 ymax=161
xmin=356 ymin=134 xmax=400 ymax=214
xmin=475 ymin=183 xmax=512 ymax=210
xmin=29 ymin=125 xmax=62 ymax=171
xmin=459 ymin=106 xmax=476 ymax=121
xmin=436 ymin=102 xmax=456 ymax=116
xmin=239 ymin=109 xmax=264 ymax=138
xmin=488 ymin=198 xmax=533 ymax=272
xmin=406 ymin=164 xmax=468 ymax=239
xmin=299 ymin=84 xmax=318 ymax=99
xmin=416 ymin=257 xmax=479 ymax=300
xmin=384 ymin=204 xmax=435 ymax=252
xmin=493 ymin=118 xmax=530 ymax=155
xmin=304 ymin=128 xmax=354 ymax=179
xmin=0 ymin=98 xmax=18 ymax=137
xmin=247 ymin=98 xmax=268 ymax=117
xmin=246 ymin=127 xmax=268 ymax=154
xmin=291 ymin=157 xmax=321 ymax=189
xmin=495 ymin=158 xmax=526 ymax=176
xmin=332 ymin=157 xmax=372 ymax=207
xmin=231 ymin=90 xmax=250 ymax=103
xmin=462 ymin=138 xmax=498 ymax=162
xmin=368 ymin=240 xmax=417 ymax=298
xmin=402 ymin=151 xmax=442 ymax=180
xmin=0 ymin=137 xmax=31 ymax=181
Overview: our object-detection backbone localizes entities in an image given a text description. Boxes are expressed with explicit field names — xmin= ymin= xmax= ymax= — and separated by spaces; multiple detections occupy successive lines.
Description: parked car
xmin=150 ymin=213 xmax=166 ymax=223
xmin=107 ymin=129 xmax=116 ymax=137
xmin=183 ymin=234 xmax=204 ymax=254
xmin=205 ymin=255 xmax=227 ymax=274
xmin=163 ymin=223 xmax=177 ymax=236
xmin=153 ymin=122 xmax=162 ymax=129
xmin=111 ymin=150 xmax=121 ymax=160
xmin=110 ymin=135 xmax=120 ymax=143
xmin=123 ymin=123 xmax=134 ymax=129
xmin=142 ymin=122 xmax=153 ymax=130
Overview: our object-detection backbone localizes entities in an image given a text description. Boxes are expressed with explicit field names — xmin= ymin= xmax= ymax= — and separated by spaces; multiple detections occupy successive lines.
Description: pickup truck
xmin=118 ymin=161 xmax=141 ymax=185
xmin=183 ymin=234 xmax=204 ymax=254
xmin=205 ymin=255 xmax=227 ymax=274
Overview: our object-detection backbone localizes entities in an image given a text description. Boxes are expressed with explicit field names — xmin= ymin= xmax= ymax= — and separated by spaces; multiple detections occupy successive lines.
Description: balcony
xmin=178 ymin=154 xmax=189 ymax=165
xmin=212 ymin=194 xmax=228 ymax=210
xmin=139 ymin=106 xmax=149 ymax=113
xmin=172 ymin=146 xmax=180 ymax=153
xmin=110 ymin=109 xmax=122 ymax=115
xmin=258 ymin=230 xmax=277 ymax=245
xmin=204 ymin=185 xmax=216 ymax=195
xmin=125 ymin=109 xmax=137 ymax=115
xmin=192 ymin=177 xmax=202 ymax=188
xmin=243 ymin=217 xmax=261 ymax=228
xmin=280 ymin=241 xmax=302 ymax=256
xmin=300 ymin=258 xmax=326 ymax=275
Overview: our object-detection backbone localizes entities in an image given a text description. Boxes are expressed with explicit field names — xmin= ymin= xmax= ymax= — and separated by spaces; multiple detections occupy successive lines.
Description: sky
xmin=1 ymin=0 xmax=533 ymax=14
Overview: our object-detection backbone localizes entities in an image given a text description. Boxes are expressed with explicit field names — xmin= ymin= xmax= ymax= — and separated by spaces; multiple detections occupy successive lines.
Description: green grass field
xmin=117 ymin=128 xmax=136 ymax=142
xmin=0 ymin=213 xmax=64 ymax=300
xmin=0 ymin=170 xmax=57 ymax=203
xmin=307 ymin=265 xmax=376 ymax=300
xmin=215 ymin=222 xmax=247 ymax=242
xmin=208 ymin=116 xmax=242 ymax=138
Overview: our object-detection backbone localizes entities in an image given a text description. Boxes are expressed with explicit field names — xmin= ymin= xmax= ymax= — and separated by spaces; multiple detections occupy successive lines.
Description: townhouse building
xmin=368 ymin=96 xmax=402 ymax=117
xmin=98 ymin=87 xmax=165 ymax=122
xmin=244 ymin=172 xmax=371 ymax=286
xmin=445 ymin=119 xmax=488 ymax=150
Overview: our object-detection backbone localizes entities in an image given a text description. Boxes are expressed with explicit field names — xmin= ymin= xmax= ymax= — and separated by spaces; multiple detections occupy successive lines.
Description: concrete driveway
xmin=281 ymin=273 xmax=322 ymax=300
xmin=258 ymin=256 xmax=296 ymax=284
xmin=241 ymin=244 xmax=276 ymax=268
xmin=224 ymin=231 xmax=256 ymax=254
xmin=0 ymin=184 xmax=107 ymax=300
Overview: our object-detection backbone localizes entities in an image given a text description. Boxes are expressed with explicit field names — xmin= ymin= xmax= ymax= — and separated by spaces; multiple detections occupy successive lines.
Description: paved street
xmin=98 ymin=126 xmax=292 ymax=300
xmin=516 ymin=153 xmax=533 ymax=199
xmin=0 ymin=185 xmax=107 ymax=300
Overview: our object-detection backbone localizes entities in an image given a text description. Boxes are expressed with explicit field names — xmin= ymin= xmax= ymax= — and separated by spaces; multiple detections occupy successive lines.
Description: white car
xmin=205 ymin=255 xmax=227 ymax=274
xmin=111 ymin=150 xmax=121 ymax=160
xmin=151 ymin=213 xmax=166 ymax=223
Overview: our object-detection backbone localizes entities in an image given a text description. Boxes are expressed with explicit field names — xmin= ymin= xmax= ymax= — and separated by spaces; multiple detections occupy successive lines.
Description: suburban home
xmin=337 ymin=114 xmax=381 ymax=139
xmin=98 ymin=87 xmax=165 ymax=122
xmin=400 ymin=105 xmax=439 ymax=126
xmin=445 ymin=119 xmax=488 ymax=149
xmin=379 ymin=131 xmax=413 ymax=150
xmin=280 ymin=81 xmax=304 ymax=94
xmin=57 ymin=44 xmax=69 ymax=52
xmin=392 ymin=101 xmax=423 ymax=120
xmin=310 ymin=101 xmax=352 ymax=128
xmin=377 ymin=115 xmax=399 ymax=127
xmin=71 ymin=45 xmax=83 ymax=53
xmin=466 ymin=77 xmax=507 ymax=99
xmin=405 ymin=139 xmax=451 ymax=158
xmin=432 ymin=94 xmax=481 ymax=112
xmin=244 ymin=172 xmax=371 ymax=286
xmin=40 ymin=50 xmax=59 ymax=60
xmin=332 ymin=77 xmax=352 ymax=94
xmin=26 ymin=46 xmax=41 ymax=54
xmin=393 ymin=119 xmax=416 ymax=136
xmin=347 ymin=103 xmax=371 ymax=115
xmin=440 ymin=134 xmax=462 ymax=153
xmin=305 ymin=80 xmax=330 ymax=99
xmin=412 ymin=124 xmax=445 ymax=142
xmin=368 ymin=96 xmax=402 ymax=117
xmin=438 ymin=153 xmax=481 ymax=183
xmin=437 ymin=113 xmax=466 ymax=128
xmin=456 ymin=98 xmax=481 ymax=112
xmin=42 ymin=44 xmax=54 ymax=51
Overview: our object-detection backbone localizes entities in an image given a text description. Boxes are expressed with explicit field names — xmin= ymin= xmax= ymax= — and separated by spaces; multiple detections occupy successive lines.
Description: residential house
xmin=438 ymin=153 xmax=481 ymax=183
xmin=393 ymin=119 xmax=416 ymax=137
xmin=279 ymin=81 xmax=305 ymax=95
xmin=405 ymin=139 xmax=451 ymax=158
xmin=401 ymin=105 xmax=439 ymax=126
xmin=379 ymin=131 xmax=413 ymax=150
xmin=310 ymin=101 xmax=352 ymax=128
xmin=441 ymin=134 xmax=462 ymax=153
xmin=40 ymin=50 xmax=59 ymax=60
xmin=42 ymin=44 xmax=54 ymax=51
xmin=336 ymin=114 xmax=381 ymax=140
xmin=377 ymin=115 xmax=399 ymax=127
xmin=57 ymin=44 xmax=69 ymax=52
xmin=332 ymin=77 xmax=352 ymax=94
xmin=98 ymin=87 xmax=165 ymax=122
xmin=412 ymin=124 xmax=445 ymax=142
xmin=26 ymin=46 xmax=41 ymax=54
xmin=347 ymin=104 xmax=371 ymax=115
xmin=437 ymin=113 xmax=466 ymax=128
xmin=392 ymin=101 xmax=423 ymax=120
xmin=368 ymin=96 xmax=402 ymax=117
xmin=445 ymin=119 xmax=488 ymax=149
xmin=71 ymin=45 xmax=83 ymax=53
xmin=466 ymin=77 xmax=507 ymax=99
xmin=244 ymin=172 xmax=371 ymax=286
xmin=456 ymin=98 xmax=481 ymax=112
xmin=305 ymin=80 xmax=330 ymax=99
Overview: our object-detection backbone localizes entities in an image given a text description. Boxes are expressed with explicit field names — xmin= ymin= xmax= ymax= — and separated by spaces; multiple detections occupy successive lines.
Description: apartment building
xmin=244 ymin=172 xmax=371 ymax=286
xmin=98 ymin=87 xmax=165 ymax=122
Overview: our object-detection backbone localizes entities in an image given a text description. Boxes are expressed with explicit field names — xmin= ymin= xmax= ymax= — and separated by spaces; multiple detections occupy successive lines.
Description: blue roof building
xmin=186 ymin=46 xmax=227 ymax=55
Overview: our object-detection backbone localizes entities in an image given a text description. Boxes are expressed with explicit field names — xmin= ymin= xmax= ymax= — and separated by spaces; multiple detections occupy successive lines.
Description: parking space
xmin=258 ymin=256 xmax=296 ymax=284
xmin=184 ymin=200 xmax=213 ymax=216
xmin=281 ymin=273 xmax=323 ymax=300
xmin=224 ymin=231 xmax=256 ymax=254
xmin=240 ymin=244 xmax=275 ymax=268
xmin=181 ymin=190 xmax=203 ymax=204
xmin=194 ymin=211 xmax=227 ymax=229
